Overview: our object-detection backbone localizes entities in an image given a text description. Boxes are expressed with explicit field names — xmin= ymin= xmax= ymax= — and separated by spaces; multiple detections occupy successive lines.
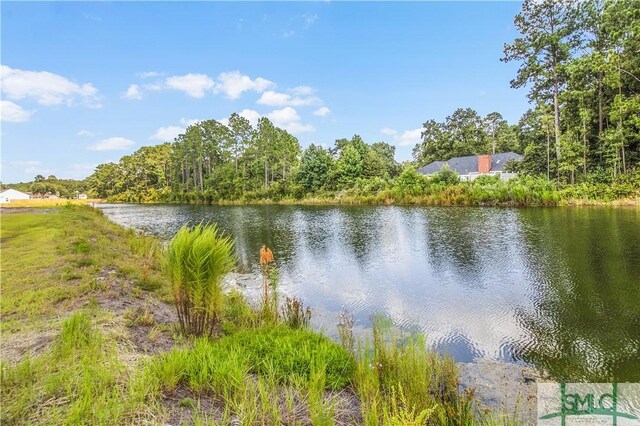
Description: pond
xmin=97 ymin=204 xmax=640 ymax=382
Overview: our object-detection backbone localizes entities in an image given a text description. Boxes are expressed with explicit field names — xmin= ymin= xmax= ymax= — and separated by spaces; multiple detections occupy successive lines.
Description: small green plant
xmin=382 ymin=384 xmax=437 ymax=425
xmin=165 ymin=223 xmax=236 ymax=337
xmin=281 ymin=296 xmax=312 ymax=329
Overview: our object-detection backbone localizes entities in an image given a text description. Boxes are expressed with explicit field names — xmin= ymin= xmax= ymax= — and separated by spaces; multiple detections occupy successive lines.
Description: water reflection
xmin=98 ymin=204 xmax=640 ymax=381
xmin=515 ymin=208 xmax=640 ymax=381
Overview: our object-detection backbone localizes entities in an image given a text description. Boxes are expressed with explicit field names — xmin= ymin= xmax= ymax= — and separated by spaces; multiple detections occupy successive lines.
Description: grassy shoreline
xmin=1 ymin=205 xmax=527 ymax=424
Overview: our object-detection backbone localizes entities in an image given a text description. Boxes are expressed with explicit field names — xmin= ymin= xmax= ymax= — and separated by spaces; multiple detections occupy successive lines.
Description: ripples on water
xmin=98 ymin=204 xmax=640 ymax=381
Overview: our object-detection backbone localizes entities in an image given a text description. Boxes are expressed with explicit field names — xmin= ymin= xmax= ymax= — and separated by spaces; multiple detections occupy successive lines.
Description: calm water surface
xmin=98 ymin=204 xmax=640 ymax=381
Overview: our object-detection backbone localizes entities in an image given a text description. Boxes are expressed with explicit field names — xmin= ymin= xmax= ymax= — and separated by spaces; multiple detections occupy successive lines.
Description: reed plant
xmin=259 ymin=245 xmax=279 ymax=322
xmin=165 ymin=223 xmax=236 ymax=337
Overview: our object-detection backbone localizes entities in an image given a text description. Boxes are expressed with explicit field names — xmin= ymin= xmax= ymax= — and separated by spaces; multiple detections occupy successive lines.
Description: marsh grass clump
xmin=355 ymin=314 xmax=476 ymax=425
xmin=165 ymin=223 xmax=236 ymax=337
xmin=281 ymin=296 xmax=312 ymax=329
xmin=145 ymin=325 xmax=354 ymax=400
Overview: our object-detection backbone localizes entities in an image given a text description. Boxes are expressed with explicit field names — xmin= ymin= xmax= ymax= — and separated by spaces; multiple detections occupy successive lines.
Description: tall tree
xmin=503 ymin=0 xmax=580 ymax=167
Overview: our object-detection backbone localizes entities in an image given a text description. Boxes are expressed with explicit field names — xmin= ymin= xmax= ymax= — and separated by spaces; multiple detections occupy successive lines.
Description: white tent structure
xmin=0 ymin=189 xmax=30 ymax=204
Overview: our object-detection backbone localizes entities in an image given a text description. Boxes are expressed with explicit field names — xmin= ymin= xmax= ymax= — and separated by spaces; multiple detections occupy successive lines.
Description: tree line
xmin=85 ymin=114 xmax=401 ymax=202
xmin=7 ymin=0 xmax=637 ymax=203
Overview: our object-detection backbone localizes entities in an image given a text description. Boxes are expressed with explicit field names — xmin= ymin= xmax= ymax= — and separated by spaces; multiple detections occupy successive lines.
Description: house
xmin=78 ymin=193 xmax=88 ymax=200
xmin=418 ymin=152 xmax=523 ymax=181
xmin=0 ymin=189 xmax=31 ymax=203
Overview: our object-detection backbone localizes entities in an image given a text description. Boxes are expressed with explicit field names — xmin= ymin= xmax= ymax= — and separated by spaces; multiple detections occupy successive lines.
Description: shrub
xmin=430 ymin=165 xmax=460 ymax=186
xmin=165 ymin=224 xmax=236 ymax=337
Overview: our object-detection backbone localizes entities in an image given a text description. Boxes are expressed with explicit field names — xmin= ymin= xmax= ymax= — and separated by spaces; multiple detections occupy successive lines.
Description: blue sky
xmin=1 ymin=1 xmax=528 ymax=183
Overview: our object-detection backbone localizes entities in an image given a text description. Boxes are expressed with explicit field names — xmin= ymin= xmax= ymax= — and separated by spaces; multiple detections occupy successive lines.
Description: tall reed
xmin=259 ymin=245 xmax=277 ymax=321
xmin=165 ymin=223 xmax=236 ymax=337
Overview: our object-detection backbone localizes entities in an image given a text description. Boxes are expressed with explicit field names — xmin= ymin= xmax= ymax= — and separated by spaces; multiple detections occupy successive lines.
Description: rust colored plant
xmin=259 ymin=245 xmax=276 ymax=320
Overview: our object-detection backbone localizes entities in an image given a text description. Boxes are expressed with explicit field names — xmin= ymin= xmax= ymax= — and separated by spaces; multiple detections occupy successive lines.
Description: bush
xmin=430 ymin=165 xmax=459 ymax=185
xmin=165 ymin=224 xmax=237 ymax=337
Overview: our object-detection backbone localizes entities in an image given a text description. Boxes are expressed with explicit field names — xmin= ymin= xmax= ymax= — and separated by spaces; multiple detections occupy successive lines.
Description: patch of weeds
xmin=87 ymin=278 xmax=108 ymax=291
xmin=165 ymin=224 xmax=236 ymax=337
xmin=0 ymin=312 xmax=140 ymax=425
xmin=75 ymin=257 xmax=95 ymax=268
xmin=221 ymin=290 xmax=257 ymax=333
xmin=131 ymin=286 xmax=143 ymax=298
xmin=72 ymin=238 xmax=91 ymax=254
xmin=148 ymin=325 xmax=165 ymax=342
xmin=62 ymin=270 xmax=83 ymax=281
xmin=354 ymin=314 xmax=476 ymax=425
xmin=136 ymin=277 xmax=162 ymax=292
xmin=179 ymin=397 xmax=196 ymax=409
xmin=281 ymin=296 xmax=312 ymax=329
xmin=123 ymin=308 xmax=156 ymax=327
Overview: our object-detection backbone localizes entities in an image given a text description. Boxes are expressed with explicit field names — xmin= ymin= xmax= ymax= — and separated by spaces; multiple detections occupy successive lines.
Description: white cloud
xmin=0 ymin=100 xmax=33 ymax=122
xmin=257 ymin=90 xmax=320 ymax=107
xmin=303 ymin=14 xmax=318 ymax=28
xmin=67 ymin=163 xmax=98 ymax=179
xmin=9 ymin=160 xmax=50 ymax=176
xmin=151 ymin=126 xmax=185 ymax=141
xmin=282 ymin=30 xmax=295 ymax=38
xmin=180 ymin=118 xmax=202 ymax=126
xmin=122 ymin=84 xmax=143 ymax=100
xmin=290 ymin=86 xmax=316 ymax=96
xmin=165 ymin=73 xmax=216 ymax=98
xmin=313 ymin=107 xmax=330 ymax=117
xmin=237 ymin=109 xmax=261 ymax=127
xmin=0 ymin=65 xmax=100 ymax=108
xmin=382 ymin=127 xmax=422 ymax=147
xmin=77 ymin=130 xmax=95 ymax=137
xmin=395 ymin=128 xmax=423 ymax=146
xmin=138 ymin=71 xmax=162 ymax=79
xmin=267 ymin=107 xmax=314 ymax=134
xmin=215 ymin=71 xmax=274 ymax=99
xmin=144 ymin=82 xmax=165 ymax=92
xmin=88 ymin=137 xmax=135 ymax=151
xmin=217 ymin=109 xmax=262 ymax=128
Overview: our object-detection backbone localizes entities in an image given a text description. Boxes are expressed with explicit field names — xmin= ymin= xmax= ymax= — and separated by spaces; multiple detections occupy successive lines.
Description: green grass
xmin=0 ymin=205 xmax=165 ymax=330
xmin=147 ymin=325 xmax=354 ymax=393
xmin=0 ymin=312 xmax=145 ymax=425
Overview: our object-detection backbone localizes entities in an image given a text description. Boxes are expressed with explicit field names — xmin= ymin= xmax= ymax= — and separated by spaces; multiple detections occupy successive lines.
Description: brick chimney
xmin=477 ymin=155 xmax=492 ymax=174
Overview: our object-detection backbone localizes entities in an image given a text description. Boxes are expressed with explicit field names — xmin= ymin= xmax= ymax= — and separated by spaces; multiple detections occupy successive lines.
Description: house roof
xmin=0 ymin=189 xmax=29 ymax=196
xmin=418 ymin=152 xmax=523 ymax=175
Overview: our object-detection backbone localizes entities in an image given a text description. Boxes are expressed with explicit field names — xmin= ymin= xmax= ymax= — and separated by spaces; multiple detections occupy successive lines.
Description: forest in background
xmin=4 ymin=0 xmax=639 ymax=204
